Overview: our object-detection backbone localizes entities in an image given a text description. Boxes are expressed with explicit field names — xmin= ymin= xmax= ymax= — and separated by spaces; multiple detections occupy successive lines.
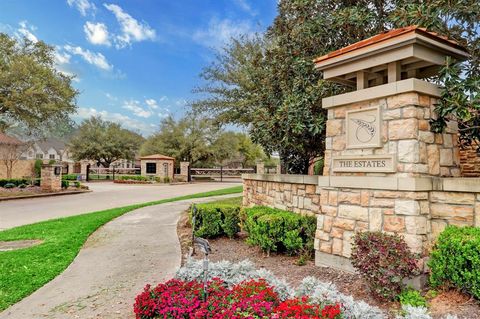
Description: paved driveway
xmin=0 ymin=182 xmax=241 ymax=230
xmin=0 ymin=195 xmax=238 ymax=319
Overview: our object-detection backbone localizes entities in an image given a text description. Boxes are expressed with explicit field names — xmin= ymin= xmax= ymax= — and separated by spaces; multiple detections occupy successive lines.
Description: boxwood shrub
xmin=242 ymin=206 xmax=316 ymax=256
xmin=0 ymin=178 xmax=28 ymax=187
xmin=191 ymin=202 xmax=241 ymax=239
xmin=429 ymin=226 xmax=480 ymax=299
xmin=62 ymin=174 xmax=78 ymax=181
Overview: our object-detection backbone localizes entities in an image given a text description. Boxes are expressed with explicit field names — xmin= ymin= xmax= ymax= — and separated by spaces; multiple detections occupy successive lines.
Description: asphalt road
xmin=0 ymin=182 xmax=241 ymax=230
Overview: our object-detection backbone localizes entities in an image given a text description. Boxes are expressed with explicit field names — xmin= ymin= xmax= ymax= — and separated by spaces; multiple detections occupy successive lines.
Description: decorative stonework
xmin=41 ymin=164 xmax=62 ymax=192
xmin=323 ymin=92 xmax=460 ymax=178
xmin=346 ymin=106 xmax=381 ymax=149
xmin=243 ymin=174 xmax=480 ymax=274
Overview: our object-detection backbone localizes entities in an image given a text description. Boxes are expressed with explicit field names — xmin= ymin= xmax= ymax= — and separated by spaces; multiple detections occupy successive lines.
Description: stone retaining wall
xmin=243 ymin=174 xmax=480 ymax=272
xmin=460 ymin=144 xmax=480 ymax=177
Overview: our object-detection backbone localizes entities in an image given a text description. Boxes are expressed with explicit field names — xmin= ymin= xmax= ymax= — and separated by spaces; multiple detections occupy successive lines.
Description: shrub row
xmin=242 ymin=206 xmax=316 ymax=256
xmin=191 ymin=202 xmax=240 ymax=239
xmin=0 ymin=179 xmax=29 ymax=187
xmin=429 ymin=226 xmax=480 ymax=299
xmin=62 ymin=174 xmax=78 ymax=181
xmin=119 ymin=175 xmax=148 ymax=181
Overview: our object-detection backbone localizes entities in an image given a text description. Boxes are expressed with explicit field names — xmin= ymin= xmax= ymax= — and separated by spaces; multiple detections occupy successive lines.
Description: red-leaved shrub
xmin=351 ymin=231 xmax=420 ymax=300
xmin=134 ymin=278 xmax=343 ymax=319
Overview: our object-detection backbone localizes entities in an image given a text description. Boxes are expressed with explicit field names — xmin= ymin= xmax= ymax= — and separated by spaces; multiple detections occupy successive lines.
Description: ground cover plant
xmin=242 ymin=206 xmax=316 ymax=256
xmin=134 ymin=277 xmax=342 ymax=319
xmin=0 ymin=185 xmax=242 ymax=311
xmin=429 ymin=226 xmax=480 ymax=299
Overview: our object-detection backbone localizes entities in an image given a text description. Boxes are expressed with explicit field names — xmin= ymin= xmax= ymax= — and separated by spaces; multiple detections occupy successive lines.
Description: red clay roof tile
xmin=314 ymin=26 xmax=467 ymax=64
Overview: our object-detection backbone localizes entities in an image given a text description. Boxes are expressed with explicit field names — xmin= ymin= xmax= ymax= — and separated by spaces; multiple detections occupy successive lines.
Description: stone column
xmin=276 ymin=163 xmax=282 ymax=174
xmin=80 ymin=161 xmax=89 ymax=181
xmin=41 ymin=164 xmax=62 ymax=192
xmin=178 ymin=161 xmax=190 ymax=182
xmin=256 ymin=162 xmax=265 ymax=174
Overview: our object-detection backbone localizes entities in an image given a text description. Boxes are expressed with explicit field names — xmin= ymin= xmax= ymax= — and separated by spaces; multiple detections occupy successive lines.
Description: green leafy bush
xmin=119 ymin=175 xmax=147 ymax=181
xmin=74 ymin=181 xmax=81 ymax=188
xmin=191 ymin=200 xmax=241 ymax=239
xmin=351 ymin=231 xmax=420 ymax=300
xmin=0 ymin=179 xmax=29 ymax=187
xmin=61 ymin=180 xmax=69 ymax=189
xmin=18 ymin=184 xmax=27 ymax=189
xmin=62 ymin=174 xmax=78 ymax=181
xmin=398 ymin=288 xmax=427 ymax=308
xmin=242 ymin=206 xmax=316 ymax=256
xmin=3 ymin=183 xmax=16 ymax=189
xmin=163 ymin=176 xmax=171 ymax=183
xmin=429 ymin=226 xmax=480 ymax=299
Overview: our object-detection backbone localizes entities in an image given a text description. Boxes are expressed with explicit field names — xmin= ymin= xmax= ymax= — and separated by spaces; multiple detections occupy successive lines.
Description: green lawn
xmin=0 ymin=185 xmax=242 ymax=311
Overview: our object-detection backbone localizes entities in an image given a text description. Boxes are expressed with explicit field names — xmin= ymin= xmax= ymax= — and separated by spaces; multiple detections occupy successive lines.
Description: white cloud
xmin=233 ymin=0 xmax=257 ymax=16
xmin=104 ymin=3 xmax=156 ymax=48
xmin=54 ymin=50 xmax=71 ymax=65
xmin=122 ymin=100 xmax=153 ymax=118
xmin=193 ymin=17 xmax=255 ymax=49
xmin=145 ymin=99 xmax=158 ymax=109
xmin=159 ymin=96 xmax=168 ymax=102
xmin=66 ymin=0 xmax=96 ymax=16
xmin=84 ymin=21 xmax=110 ymax=46
xmin=105 ymin=92 xmax=118 ymax=101
xmin=17 ymin=21 xmax=38 ymax=42
xmin=64 ymin=45 xmax=113 ymax=71
xmin=76 ymin=107 xmax=156 ymax=135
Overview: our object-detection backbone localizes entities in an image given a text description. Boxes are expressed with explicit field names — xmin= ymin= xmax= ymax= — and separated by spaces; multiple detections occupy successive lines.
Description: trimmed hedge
xmin=429 ymin=226 xmax=480 ymax=299
xmin=62 ymin=174 xmax=78 ymax=181
xmin=242 ymin=206 xmax=316 ymax=256
xmin=119 ymin=175 xmax=148 ymax=181
xmin=191 ymin=201 xmax=241 ymax=239
xmin=0 ymin=179 xmax=29 ymax=187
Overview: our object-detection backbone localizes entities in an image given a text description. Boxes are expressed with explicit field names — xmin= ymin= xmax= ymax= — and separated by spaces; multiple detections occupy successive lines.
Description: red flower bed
xmin=113 ymin=180 xmax=151 ymax=184
xmin=134 ymin=278 xmax=342 ymax=319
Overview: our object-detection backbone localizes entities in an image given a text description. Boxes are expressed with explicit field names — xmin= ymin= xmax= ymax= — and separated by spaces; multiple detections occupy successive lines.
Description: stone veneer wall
xmin=243 ymin=176 xmax=320 ymax=216
xmin=324 ymin=92 xmax=460 ymax=177
xmin=459 ymin=144 xmax=480 ymax=177
xmin=243 ymin=174 xmax=480 ymax=272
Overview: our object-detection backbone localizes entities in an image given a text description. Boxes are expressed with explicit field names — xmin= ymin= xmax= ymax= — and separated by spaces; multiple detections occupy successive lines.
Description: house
xmin=21 ymin=138 xmax=73 ymax=162
xmin=0 ymin=132 xmax=32 ymax=179
xmin=139 ymin=154 xmax=175 ymax=180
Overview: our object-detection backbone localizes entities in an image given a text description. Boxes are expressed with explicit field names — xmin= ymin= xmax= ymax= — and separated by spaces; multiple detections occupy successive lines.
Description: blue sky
xmin=0 ymin=0 xmax=277 ymax=135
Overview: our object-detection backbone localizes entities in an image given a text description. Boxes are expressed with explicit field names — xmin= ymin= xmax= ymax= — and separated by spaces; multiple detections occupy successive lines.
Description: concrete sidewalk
xmin=0 ymin=194 xmax=238 ymax=319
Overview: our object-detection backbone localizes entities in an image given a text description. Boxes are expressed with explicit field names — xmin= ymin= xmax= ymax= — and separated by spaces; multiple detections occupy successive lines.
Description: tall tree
xmin=69 ymin=117 xmax=144 ymax=167
xmin=192 ymin=0 xmax=390 ymax=173
xmin=390 ymin=1 xmax=480 ymax=151
xmin=140 ymin=115 xmax=218 ymax=166
xmin=192 ymin=0 xmax=479 ymax=173
xmin=0 ymin=34 xmax=77 ymax=137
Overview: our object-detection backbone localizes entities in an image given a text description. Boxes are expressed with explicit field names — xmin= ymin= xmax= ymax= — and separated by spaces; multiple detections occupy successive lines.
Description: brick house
xmin=139 ymin=154 xmax=175 ymax=179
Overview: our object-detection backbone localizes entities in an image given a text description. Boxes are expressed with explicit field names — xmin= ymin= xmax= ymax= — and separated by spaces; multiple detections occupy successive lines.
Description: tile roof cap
xmin=139 ymin=154 xmax=175 ymax=160
xmin=314 ymin=26 xmax=468 ymax=64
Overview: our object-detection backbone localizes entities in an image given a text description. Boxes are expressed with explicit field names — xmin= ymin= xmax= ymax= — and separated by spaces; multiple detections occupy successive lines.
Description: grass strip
xmin=0 ymin=185 xmax=242 ymax=311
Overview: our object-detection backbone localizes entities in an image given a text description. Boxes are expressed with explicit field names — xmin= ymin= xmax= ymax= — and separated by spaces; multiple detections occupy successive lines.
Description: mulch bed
xmin=177 ymin=210 xmax=480 ymax=318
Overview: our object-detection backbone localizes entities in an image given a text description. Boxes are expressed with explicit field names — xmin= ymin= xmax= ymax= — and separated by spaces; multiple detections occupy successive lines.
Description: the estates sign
xmin=332 ymin=154 xmax=396 ymax=173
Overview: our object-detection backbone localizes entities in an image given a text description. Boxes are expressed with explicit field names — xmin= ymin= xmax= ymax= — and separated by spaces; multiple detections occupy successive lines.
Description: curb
xmin=0 ymin=190 xmax=92 ymax=202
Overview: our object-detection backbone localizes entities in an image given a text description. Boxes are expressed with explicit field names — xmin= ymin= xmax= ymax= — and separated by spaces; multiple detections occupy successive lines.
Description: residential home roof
xmin=0 ymin=132 xmax=23 ymax=145
xmin=313 ymin=26 xmax=467 ymax=64
xmin=139 ymin=154 xmax=175 ymax=160
xmin=36 ymin=138 xmax=66 ymax=153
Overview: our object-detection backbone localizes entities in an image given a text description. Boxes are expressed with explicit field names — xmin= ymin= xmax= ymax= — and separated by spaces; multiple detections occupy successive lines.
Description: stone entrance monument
xmin=243 ymin=27 xmax=480 ymax=279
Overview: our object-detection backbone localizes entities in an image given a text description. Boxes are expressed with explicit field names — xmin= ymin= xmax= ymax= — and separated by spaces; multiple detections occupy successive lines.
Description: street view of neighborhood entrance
xmin=1 ymin=1 xmax=480 ymax=318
